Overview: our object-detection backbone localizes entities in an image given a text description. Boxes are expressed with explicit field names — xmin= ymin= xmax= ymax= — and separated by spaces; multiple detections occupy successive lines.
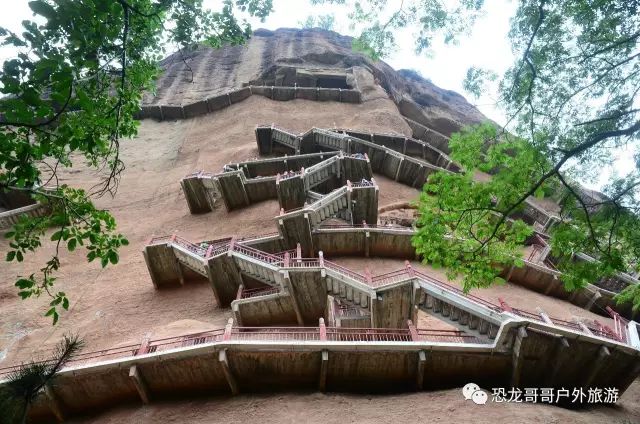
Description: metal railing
xmin=288 ymin=258 xmax=322 ymax=268
xmin=413 ymin=270 xmax=503 ymax=313
xmin=232 ymin=244 xmax=284 ymax=265
xmin=370 ymin=269 xmax=413 ymax=287
xmin=416 ymin=329 xmax=484 ymax=344
xmin=146 ymin=330 xmax=225 ymax=353
xmin=240 ymin=286 xmax=281 ymax=299
xmin=326 ymin=327 xmax=412 ymax=342
xmin=230 ymin=327 xmax=321 ymax=341
xmin=324 ymin=260 xmax=367 ymax=284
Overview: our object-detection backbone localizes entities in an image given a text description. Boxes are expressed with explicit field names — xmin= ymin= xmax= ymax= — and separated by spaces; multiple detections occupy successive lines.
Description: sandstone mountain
xmin=146 ymin=28 xmax=487 ymax=138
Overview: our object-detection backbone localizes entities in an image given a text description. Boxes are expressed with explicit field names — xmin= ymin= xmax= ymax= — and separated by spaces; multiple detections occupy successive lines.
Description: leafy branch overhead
xmin=0 ymin=0 xmax=273 ymax=324
xmin=412 ymin=1 xmax=640 ymax=310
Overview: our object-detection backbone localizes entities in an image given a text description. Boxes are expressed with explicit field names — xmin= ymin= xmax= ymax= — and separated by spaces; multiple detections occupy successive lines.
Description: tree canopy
xmin=317 ymin=0 xmax=640 ymax=310
xmin=0 ymin=0 xmax=272 ymax=323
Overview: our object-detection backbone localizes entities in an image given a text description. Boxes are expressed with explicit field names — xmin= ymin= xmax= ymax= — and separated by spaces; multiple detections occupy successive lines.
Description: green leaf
xmin=29 ymin=1 xmax=56 ymax=19
xmin=15 ymin=278 xmax=33 ymax=289
xmin=108 ymin=250 xmax=119 ymax=265
xmin=6 ymin=251 xmax=16 ymax=261
xmin=62 ymin=297 xmax=69 ymax=310
xmin=68 ymin=238 xmax=77 ymax=252
xmin=16 ymin=251 xmax=23 ymax=262
xmin=45 ymin=307 xmax=55 ymax=316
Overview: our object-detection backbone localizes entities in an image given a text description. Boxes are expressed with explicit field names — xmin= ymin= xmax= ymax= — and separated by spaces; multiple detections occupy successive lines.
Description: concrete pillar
xmin=142 ymin=249 xmax=159 ymax=289
xmin=511 ymin=326 xmax=528 ymax=387
xmin=416 ymin=350 xmax=427 ymax=390
xmin=582 ymin=346 xmax=611 ymax=388
xmin=394 ymin=157 xmax=404 ymax=181
xmin=219 ymin=349 xmax=239 ymax=395
xmin=232 ymin=303 xmax=243 ymax=326
xmin=364 ymin=230 xmax=370 ymax=257
xmin=129 ymin=365 xmax=151 ymax=404
xmin=544 ymin=336 xmax=570 ymax=386
xmin=283 ymin=271 xmax=304 ymax=326
xmin=319 ymin=350 xmax=329 ymax=392
xmin=585 ymin=290 xmax=602 ymax=311
xmin=44 ymin=384 xmax=65 ymax=423
xmin=543 ymin=276 xmax=559 ymax=295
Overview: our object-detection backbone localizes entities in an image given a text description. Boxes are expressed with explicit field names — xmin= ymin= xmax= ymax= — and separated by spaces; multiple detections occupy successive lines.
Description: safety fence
xmin=145 ymin=233 xmax=627 ymax=344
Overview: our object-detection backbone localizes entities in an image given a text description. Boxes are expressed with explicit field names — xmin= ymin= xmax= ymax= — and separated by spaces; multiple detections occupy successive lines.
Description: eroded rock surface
xmin=145 ymin=28 xmax=487 ymax=137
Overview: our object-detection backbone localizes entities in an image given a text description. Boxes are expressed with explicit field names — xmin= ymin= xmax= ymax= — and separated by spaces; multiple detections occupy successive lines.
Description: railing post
xmin=296 ymin=243 xmax=302 ymax=260
xmin=300 ymin=167 xmax=305 ymax=177
xmin=228 ymin=236 xmax=236 ymax=254
xmin=407 ymin=320 xmax=419 ymax=341
xmin=347 ymin=179 xmax=352 ymax=191
xmin=405 ymin=260 xmax=415 ymax=277
xmin=319 ymin=317 xmax=327 ymax=341
xmin=170 ymin=232 xmax=177 ymax=242
xmin=284 ymin=251 xmax=290 ymax=267
xmin=362 ymin=220 xmax=368 ymax=228
xmin=236 ymin=284 xmax=244 ymax=301
xmin=135 ymin=335 xmax=151 ymax=356
xmin=319 ymin=251 xmax=324 ymax=267
xmin=364 ymin=267 xmax=373 ymax=285
xmin=206 ymin=244 xmax=214 ymax=258
xmin=223 ymin=318 xmax=234 ymax=341
xmin=498 ymin=297 xmax=513 ymax=312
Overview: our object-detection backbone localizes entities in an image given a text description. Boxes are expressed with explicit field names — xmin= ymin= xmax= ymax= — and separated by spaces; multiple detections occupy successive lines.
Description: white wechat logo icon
xmin=462 ymin=383 xmax=487 ymax=405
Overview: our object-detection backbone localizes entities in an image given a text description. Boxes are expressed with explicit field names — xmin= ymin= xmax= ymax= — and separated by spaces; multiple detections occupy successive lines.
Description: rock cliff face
xmin=145 ymin=28 xmax=487 ymax=138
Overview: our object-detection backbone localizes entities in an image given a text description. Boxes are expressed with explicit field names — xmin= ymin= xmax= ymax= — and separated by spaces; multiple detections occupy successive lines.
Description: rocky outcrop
xmin=145 ymin=28 xmax=487 ymax=138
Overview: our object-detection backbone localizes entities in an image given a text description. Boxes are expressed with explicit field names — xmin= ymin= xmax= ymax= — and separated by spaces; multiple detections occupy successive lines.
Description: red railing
xmin=316 ymin=223 xmax=413 ymax=231
xmin=326 ymin=327 xmax=412 ymax=342
xmin=606 ymin=306 xmax=629 ymax=344
xmin=232 ymin=244 xmax=283 ymax=265
xmin=230 ymin=327 xmax=321 ymax=341
xmin=412 ymin=270 xmax=503 ymax=313
xmin=288 ymin=258 xmax=322 ymax=268
xmin=324 ymin=260 xmax=367 ymax=284
xmin=240 ymin=286 xmax=280 ymax=299
xmin=146 ymin=329 xmax=225 ymax=353
xmin=416 ymin=329 xmax=484 ymax=344
xmin=371 ymin=269 xmax=413 ymax=287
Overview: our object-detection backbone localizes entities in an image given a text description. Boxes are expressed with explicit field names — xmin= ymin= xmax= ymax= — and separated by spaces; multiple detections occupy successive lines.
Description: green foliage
xmin=310 ymin=0 xmax=485 ymax=58
xmin=0 ymin=0 xmax=272 ymax=324
xmin=300 ymin=14 xmax=336 ymax=31
xmin=0 ymin=334 xmax=84 ymax=424
xmin=463 ymin=66 xmax=497 ymax=99
xmin=413 ymin=123 xmax=640 ymax=308
xmin=413 ymin=124 xmax=540 ymax=291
